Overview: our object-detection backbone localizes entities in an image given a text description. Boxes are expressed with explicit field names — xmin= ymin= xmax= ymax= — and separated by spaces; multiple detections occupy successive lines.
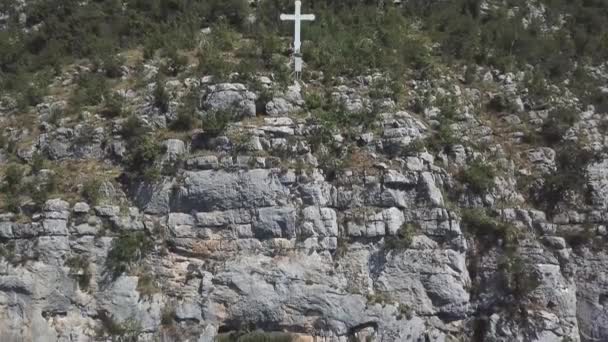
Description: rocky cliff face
xmin=1 ymin=1 xmax=608 ymax=341
xmin=1 ymin=70 xmax=608 ymax=342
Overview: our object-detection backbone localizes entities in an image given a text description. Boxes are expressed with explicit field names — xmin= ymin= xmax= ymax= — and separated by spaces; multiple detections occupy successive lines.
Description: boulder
xmin=201 ymin=83 xmax=257 ymax=118
xmin=172 ymin=170 xmax=290 ymax=212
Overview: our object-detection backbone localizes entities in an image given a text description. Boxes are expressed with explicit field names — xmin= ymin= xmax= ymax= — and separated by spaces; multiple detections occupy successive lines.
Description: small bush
xmin=304 ymin=91 xmax=324 ymax=110
xmin=486 ymin=94 xmax=517 ymax=113
xmin=102 ymin=55 xmax=125 ymax=79
xmin=153 ymin=77 xmax=170 ymax=113
xmin=366 ymin=292 xmax=392 ymax=306
xmin=539 ymin=107 xmax=579 ymax=146
xmin=161 ymin=306 xmax=176 ymax=327
xmin=197 ymin=48 xmax=233 ymax=81
xmin=105 ymin=231 xmax=153 ymax=279
xmin=0 ymin=242 xmax=16 ymax=263
xmin=533 ymin=143 xmax=597 ymax=215
xmin=368 ymin=78 xmax=404 ymax=103
xmin=74 ymin=123 xmax=97 ymax=145
xmin=18 ymin=83 xmax=45 ymax=110
xmin=97 ymin=310 xmax=143 ymax=341
xmin=120 ymin=115 xmax=149 ymax=140
xmin=559 ymin=224 xmax=596 ymax=249
xmin=215 ymin=331 xmax=295 ymax=342
xmin=100 ymin=93 xmax=124 ymax=118
xmin=71 ymin=73 xmax=109 ymax=108
xmin=81 ymin=179 xmax=103 ymax=205
xmin=201 ymin=111 xmax=235 ymax=137
xmin=0 ymin=134 xmax=7 ymax=150
xmin=397 ymin=303 xmax=413 ymax=320
xmin=169 ymin=111 xmax=197 ymax=132
xmin=48 ymin=106 xmax=64 ymax=125
xmin=29 ymin=175 xmax=58 ymax=208
xmin=161 ymin=49 xmax=189 ymax=76
xmin=458 ymin=159 xmax=496 ymax=195
xmin=30 ymin=152 xmax=46 ymax=174
xmin=4 ymin=193 xmax=20 ymax=214
xmin=124 ymin=136 xmax=164 ymax=181
xmin=426 ymin=122 xmax=458 ymax=154
xmin=66 ymin=255 xmax=92 ymax=290
xmin=210 ymin=21 xmax=239 ymax=51
xmin=3 ymin=163 xmax=23 ymax=193
xmin=461 ymin=208 xmax=520 ymax=247
xmin=385 ymin=224 xmax=416 ymax=251
xmin=169 ymin=96 xmax=198 ymax=131
xmin=498 ymin=253 xmax=540 ymax=300
xmin=137 ymin=272 xmax=159 ymax=298
xmin=436 ymin=94 xmax=459 ymax=119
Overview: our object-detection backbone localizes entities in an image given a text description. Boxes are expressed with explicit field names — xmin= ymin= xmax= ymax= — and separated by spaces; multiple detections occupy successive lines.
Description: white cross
xmin=280 ymin=1 xmax=315 ymax=55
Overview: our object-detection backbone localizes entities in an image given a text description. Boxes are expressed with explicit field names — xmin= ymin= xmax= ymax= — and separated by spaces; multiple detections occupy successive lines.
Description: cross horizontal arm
xmin=280 ymin=14 xmax=295 ymax=20
xmin=300 ymin=14 xmax=316 ymax=21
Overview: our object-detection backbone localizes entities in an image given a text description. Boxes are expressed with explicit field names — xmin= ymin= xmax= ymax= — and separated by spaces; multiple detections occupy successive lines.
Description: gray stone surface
xmin=172 ymin=169 xmax=290 ymax=212
xmin=2 ymin=55 xmax=608 ymax=342
xmin=201 ymin=83 xmax=257 ymax=118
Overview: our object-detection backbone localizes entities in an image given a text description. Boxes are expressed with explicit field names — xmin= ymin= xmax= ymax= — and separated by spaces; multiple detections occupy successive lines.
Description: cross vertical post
xmin=280 ymin=1 xmax=315 ymax=81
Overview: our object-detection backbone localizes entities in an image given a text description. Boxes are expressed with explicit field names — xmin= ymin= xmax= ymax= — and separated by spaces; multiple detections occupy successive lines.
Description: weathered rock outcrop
xmin=1 ymin=40 xmax=608 ymax=342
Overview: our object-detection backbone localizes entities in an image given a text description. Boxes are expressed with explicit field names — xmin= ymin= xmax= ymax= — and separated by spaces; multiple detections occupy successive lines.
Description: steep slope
xmin=1 ymin=1 xmax=608 ymax=341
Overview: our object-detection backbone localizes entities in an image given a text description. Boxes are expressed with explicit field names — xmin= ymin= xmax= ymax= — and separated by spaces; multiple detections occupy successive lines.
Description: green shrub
xmin=153 ymin=77 xmax=170 ymax=113
xmin=100 ymin=93 xmax=124 ymax=118
xmin=30 ymin=152 xmax=46 ymax=174
xmin=161 ymin=306 xmax=176 ymax=327
xmin=120 ymin=115 xmax=149 ymax=140
xmin=436 ymin=94 xmax=459 ymax=119
xmin=124 ymin=136 xmax=164 ymax=181
xmin=161 ymin=49 xmax=189 ymax=76
xmin=215 ymin=331 xmax=295 ymax=342
xmin=17 ymin=83 xmax=45 ymax=110
xmin=105 ymin=231 xmax=153 ymax=279
xmin=97 ymin=310 xmax=143 ymax=341
xmin=335 ymin=237 xmax=350 ymax=259
xmin=461 ymin=208 xmax=520 ymax=247
xmin=102 ymin=55 xmax=125 ymax=79
xmin=47 ymin=106 xmax=64 ymax=125
xmin=201 ymin=111 xmax=236 ymax=137
xmin=0 ymin=241 xmax=16 ymax=263
xmin=210 ymin=21 xmax=239 ymax=51
xmin=169 ymin=111 xmax=197 ymax=132
xmin=304 ymin=90 xmax=324 ymax=110
xmin=136 ymin=272 xmax=159 ymax=298
xmin=385 ymin=224 xmax=416 ymax=251
xmin=534 ymin=143 xmax=597 ymax=215
xmin=0 ymin=133 xmax=7 ymax=150
xmin=3 ymin=163 xmax=23 ymax=193
xmin=170 ymin=90 xmax=199 ymax=132
xmin=197 ymin=47 xmax=234 ymax=81
xmin=559 ymin=224 xmax=596 ymax=249
xmin=4 ymin=193 xmax=20 ymax=214
xmin=81 ymin=179 xmax=103 ymax=205
xmin=70 ymin=73 xmax=109 ymax=108
xmin=66 ymin=255 xmax=92 ymax=290
xmin=74 ymin=123 xmax=97 ymax=145
xmin=204 ymin=0 xmax=251 ymax=29
xmin=29 ymin=175 xmax=58 ymax=208
xmin=397 ymin=303 xmax=413 ymax=320
xmin=486 ymin=94 xmax=516 ymax=113
xmin=498 ymin=253 xmax=540 ymax=300
xmin=426 ymin=122 xmax=458 ymax=154
xmin=458 ymin=159 xmax=496 ymax=195
xmin=539 ymin=107 xmax=579 ymax=146
xmin=368 ymin=78 xmax=404 ymax=103
xmin=366 ymin=292 xmax=392 ymax=306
